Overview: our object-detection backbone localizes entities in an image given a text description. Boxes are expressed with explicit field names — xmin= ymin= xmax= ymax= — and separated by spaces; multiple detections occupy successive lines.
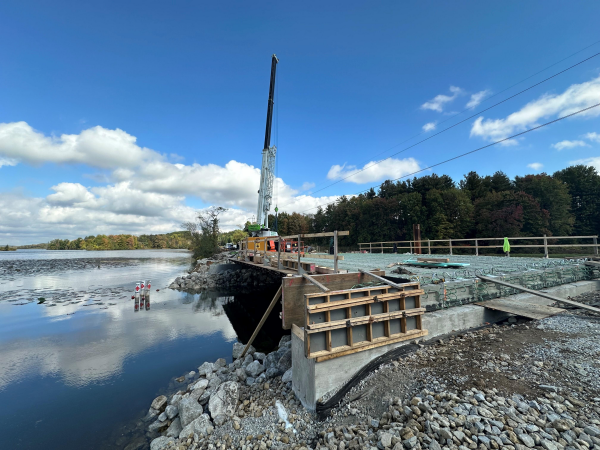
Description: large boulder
xmin=165 ymin=417 xmax=182 ymax=438
xmin=151 ymin=395 xmax=168 ymax=412
xmin=148 ymin=419 xmax=169 ymax=433
xmin=264 ymin=352 xmax=279 ymax=371
xmin=191 ymin=378 xmax=209 ymax=391
xmin=232 ymin=342 xmax=251 ymax=361
xmin=179 ymin=413 xmax=213 ymax=439
xmin=282 ymin=368 xmax=293 ymax=383
xmin=278 ymin=335 xmax=291 ymax=347
xmin=277 ymin=348 xmax=292 ymax=373
xmin=165 ymin=405 xmax=178 ymax=419
xmin=208 ymin=381 xmax=239 ymax=425
xmin=150 ymin=436 xmax=174 ymax=450
xmin=245 ymin=360 xmax=265 ymax=378
xmin=214 ymin=358 xmax=227 ymax=368
xmin=178 ymin=397 xmax=204 ymax=428
xmin=197 ymin=362 xmax=214 ymax=377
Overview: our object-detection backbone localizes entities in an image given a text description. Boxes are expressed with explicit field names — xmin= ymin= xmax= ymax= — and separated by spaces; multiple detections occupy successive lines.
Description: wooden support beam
xmin=477 ymin=275 xmax=600 ymax=314
xmin=417 ymin=257 xmax=449 ymax=263
xmin=240 ymin=285 xmax=283 ymax=358
xmin=279 ymin=231 xmax=350 ymax=239
xmin=306 ymin=289 xmax=424 ymax=312
xmin=306 ymin=308 xmax=426 ymax=333
xmin=358 ymin=269 xmax=406 ymax=289
xmin=312 ymin=329 xmax=428 ymax=362
xmin=301 ymin=273 xmax=330 ymax=292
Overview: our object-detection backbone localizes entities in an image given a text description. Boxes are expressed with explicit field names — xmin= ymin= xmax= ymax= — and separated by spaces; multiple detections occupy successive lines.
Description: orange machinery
xmin=244 ymin=237 xmax=305 ymax=254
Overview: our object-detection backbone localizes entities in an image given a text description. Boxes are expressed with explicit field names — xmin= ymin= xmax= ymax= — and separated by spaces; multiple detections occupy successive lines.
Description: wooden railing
xmin=358 ymin=235 xmax=599 ymax=257
xmin=238 ymin=230 xmax=349 ymax=274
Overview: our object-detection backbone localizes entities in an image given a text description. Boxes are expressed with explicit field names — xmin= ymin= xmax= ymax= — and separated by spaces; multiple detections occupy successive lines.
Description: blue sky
xmin=1 ymin=1 xmax=599 ymax=244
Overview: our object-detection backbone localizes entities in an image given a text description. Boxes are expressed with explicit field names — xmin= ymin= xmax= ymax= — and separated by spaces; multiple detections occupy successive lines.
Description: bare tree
xmin=183 ymin=207 xmax=227 ymax=258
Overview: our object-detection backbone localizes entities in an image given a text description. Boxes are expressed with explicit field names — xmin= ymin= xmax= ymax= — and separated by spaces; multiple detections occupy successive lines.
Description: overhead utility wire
xmin=296 ymin=40 xmax=600 ymax=198
xmin=300 ymin=101 xmax=600 ymax=214
xmin=303 ymin=51 xmax=600 ymax=198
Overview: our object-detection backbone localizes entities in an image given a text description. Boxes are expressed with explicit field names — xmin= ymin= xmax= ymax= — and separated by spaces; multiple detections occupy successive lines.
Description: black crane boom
xmin=263 ymin=54 xmax=279 ymax=150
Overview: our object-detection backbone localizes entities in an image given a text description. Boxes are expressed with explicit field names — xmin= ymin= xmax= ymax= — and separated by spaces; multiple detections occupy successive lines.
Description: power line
xmin=289 ymin=39 xmax=600 ymax=200
xmin=302 ymin=51 xmax=600 ymax=198
xmin=298 ymin=101 xmax=600 ymax=214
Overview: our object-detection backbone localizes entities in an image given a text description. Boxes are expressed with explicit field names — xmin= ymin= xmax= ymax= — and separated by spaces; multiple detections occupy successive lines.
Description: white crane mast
xmin=256 ymin=145 xmax=277 ymax=233
xmin=251 ymin=54 xmax=279 ymax=237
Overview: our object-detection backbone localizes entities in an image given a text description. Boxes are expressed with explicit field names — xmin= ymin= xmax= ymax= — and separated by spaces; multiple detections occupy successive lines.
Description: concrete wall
xmin=292 ymin=279 xmax=600 ymax=411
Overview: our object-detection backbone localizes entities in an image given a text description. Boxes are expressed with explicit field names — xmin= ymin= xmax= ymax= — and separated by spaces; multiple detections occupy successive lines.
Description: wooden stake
xmin=240 ymin=285 xmax=283 ymax=358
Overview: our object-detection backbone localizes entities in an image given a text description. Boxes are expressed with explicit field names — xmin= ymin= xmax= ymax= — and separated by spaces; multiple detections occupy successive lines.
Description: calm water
xmin=0 ymin=249 xmax=282 ymax=450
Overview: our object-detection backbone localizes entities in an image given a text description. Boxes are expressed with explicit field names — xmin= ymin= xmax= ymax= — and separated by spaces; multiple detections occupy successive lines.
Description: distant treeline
xmin=46 ymin=232 xmax=191 ymax=250
xmin=267 ymin=165 xmax=600 ymax=249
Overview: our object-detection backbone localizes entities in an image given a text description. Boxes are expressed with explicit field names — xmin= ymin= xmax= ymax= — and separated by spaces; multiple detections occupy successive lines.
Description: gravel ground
xmin=137 ymin=291 xmax=600 ymax=450
xmin=300 ymin=253 xmax=589 ymax=283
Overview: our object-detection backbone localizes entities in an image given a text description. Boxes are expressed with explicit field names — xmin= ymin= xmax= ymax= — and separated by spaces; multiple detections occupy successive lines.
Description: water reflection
xmin=0 ymin=250 xmax=281 ymax=450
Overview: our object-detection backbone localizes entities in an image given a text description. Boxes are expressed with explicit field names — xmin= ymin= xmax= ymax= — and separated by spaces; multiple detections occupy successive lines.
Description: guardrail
xmin=358 ymin=235 xmax=599 ymax=258
xmin=238 ymin=230 xmax=349 ymax=274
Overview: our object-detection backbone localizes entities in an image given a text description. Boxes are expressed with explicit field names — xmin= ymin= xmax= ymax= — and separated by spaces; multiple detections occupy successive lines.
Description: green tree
xmin=553 ymin=165 xmax=600 ymax=236
xmin=514 ymin=174 xmax=574 ymax=236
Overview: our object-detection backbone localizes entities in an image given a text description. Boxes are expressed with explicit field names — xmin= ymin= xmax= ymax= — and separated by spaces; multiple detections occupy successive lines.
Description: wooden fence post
xmin=334 ymin=230 xmax=339 ymax=274
xmin=475 ymin=239 xmax=479 ymax=256
xmin=449 ymin=239 xmax=453 ymax=256
xmin=594 ymin=236 xmax=598 ymax=256
xmin=428 ymin=239 xmax=431 ymax=255
xmin=543 ymin=234 xmax=549 ymax=258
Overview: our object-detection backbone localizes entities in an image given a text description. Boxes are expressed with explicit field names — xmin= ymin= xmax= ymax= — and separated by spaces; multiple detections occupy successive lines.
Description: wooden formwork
xmin=303 ymin=282 xmax=427 ymax=362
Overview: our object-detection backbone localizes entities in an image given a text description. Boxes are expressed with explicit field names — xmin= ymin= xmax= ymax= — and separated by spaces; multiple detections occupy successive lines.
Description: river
xmin=0 ymin=249 xmax=283 ymax=450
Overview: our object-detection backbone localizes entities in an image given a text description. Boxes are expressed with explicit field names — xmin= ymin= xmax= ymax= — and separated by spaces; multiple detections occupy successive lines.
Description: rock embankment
xmin=134 ymin=292 xmax=600 ymax=450
xmin=144 ymin=336 xmax=294 ymax=450
xmin=168 ymin=253 xmax=281 ymax=292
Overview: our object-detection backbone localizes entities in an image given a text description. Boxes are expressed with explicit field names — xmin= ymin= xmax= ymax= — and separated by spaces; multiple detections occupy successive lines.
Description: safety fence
xmin=359 ymin=235 xmax=599 ymax=257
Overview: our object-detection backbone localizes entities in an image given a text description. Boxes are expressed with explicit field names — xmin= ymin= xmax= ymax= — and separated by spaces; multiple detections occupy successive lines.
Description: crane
xmin=248 ymin=54 xmax=279 ymax=237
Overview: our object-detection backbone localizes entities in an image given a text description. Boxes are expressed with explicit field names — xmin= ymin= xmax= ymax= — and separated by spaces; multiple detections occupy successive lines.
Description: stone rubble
xmin=132 ymin=291 xmax=600 ymax=450
xmin=168 ymin=252 xmax=281 ymax=292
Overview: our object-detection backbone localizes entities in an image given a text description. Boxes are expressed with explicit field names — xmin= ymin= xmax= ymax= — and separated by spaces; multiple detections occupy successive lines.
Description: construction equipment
xmin=248 ymin=54 xmax=279 ymax=238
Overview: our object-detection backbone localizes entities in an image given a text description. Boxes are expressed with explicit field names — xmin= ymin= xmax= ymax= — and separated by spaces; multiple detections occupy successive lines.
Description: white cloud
xmin=584 ymin=132 xmax=600 ymax=143
xmin=466 ymin=89 xmax=492 ymax=109
xmin=551 ymin=140 xmax=588 ymax=151
xmin=0 ymin=122 xmax=343 ymax=243
xmin=570 ymin=156 xmax=600 ymax=172
xmin=300 ymin=182 xmax=315 ymax=191
xmin=0 ymin=157 xmax=18 ymax=168
xmin=527 ymin=162 xmax=544 ymax=171
xmin=420 ymin=86 xmax=462 ymax=112
xmin=327 ymin=158 xmax=420 ymax=184
xmin=470 ymin=75 xmax=600 ymax=143
xmin=47 ymin=183 xmax=96 ymax=205
xmin=0 ymin=122 xmax=162 ymax=169
xmin=422 ymin=122 xmax=437 ymax=132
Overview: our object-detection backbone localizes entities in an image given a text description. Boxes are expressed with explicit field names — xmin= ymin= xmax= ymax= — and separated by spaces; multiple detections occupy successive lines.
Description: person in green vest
xmin=503 ymin=237 xmax=510 ymax=257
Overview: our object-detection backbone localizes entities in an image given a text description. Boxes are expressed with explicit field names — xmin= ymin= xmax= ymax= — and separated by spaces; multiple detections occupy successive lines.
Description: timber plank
xmin=312 ymin=329 xmax=428 ymax=362
xmin=306 ymin=290 xmax=424 ymax=312
xmin=475 ymin=299 xmax=564 ymax=320
xmin=306 ymin=308 xmax=426 ymax=333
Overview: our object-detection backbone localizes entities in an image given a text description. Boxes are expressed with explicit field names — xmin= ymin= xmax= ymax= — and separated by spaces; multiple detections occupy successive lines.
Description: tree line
xmin=46 ymin=232 xmax=191 ymax=250
xmin=266 ymin=165 xmax=600 ymax=249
